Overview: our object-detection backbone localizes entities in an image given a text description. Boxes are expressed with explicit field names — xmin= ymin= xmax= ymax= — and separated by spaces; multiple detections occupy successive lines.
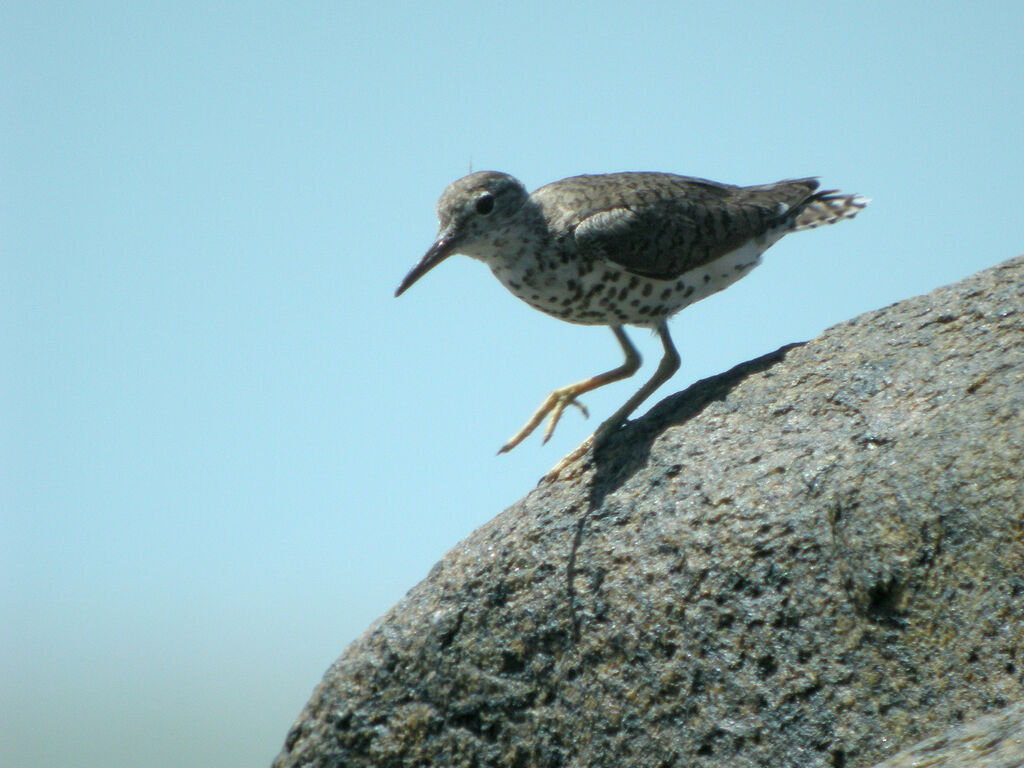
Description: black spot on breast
xmin=642 ymin=283 xmax=653 ymax=297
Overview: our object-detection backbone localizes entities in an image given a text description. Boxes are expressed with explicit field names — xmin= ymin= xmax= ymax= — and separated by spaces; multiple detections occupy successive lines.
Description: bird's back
xmin=530 ymin=172 xmax=821 ymax=281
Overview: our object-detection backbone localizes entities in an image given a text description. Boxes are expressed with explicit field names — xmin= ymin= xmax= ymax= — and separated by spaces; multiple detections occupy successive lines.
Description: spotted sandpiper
xmin=396 ymin=171 xmax=867 ymax=455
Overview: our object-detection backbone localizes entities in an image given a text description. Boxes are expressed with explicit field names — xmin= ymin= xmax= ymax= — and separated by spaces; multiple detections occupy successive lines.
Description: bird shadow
xmin=562 ymin=342 xmax=804 ymax=639
xmin=585 ymin=341 xmax=805 ymax=509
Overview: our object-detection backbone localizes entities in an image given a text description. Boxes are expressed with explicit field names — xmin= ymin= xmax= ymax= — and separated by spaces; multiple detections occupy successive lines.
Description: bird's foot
xmin=498 ymin=387 xmax=589 ymax=454
xmin=539 ymin=435 xmax=594 ymax=483
xmin=538 ymin=414 xmax=630 ymax=483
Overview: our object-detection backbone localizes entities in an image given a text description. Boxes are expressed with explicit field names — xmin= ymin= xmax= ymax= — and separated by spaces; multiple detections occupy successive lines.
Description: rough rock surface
xmin=274 ymin=256 xmax=1024 ymax=768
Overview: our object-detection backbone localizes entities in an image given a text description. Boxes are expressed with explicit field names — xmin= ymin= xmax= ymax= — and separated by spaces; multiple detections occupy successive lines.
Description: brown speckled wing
xmin=545 ymin=173 xmax=819 ymax=280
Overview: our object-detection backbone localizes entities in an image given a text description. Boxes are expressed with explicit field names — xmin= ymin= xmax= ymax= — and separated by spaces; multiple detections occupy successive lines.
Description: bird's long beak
xmin=395 ymin=236 xmax=456 ymax=297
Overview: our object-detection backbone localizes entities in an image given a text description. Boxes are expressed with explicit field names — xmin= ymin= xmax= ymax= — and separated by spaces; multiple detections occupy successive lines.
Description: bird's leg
xmin=498 ymin=326 xmax=641 ymax=454
xmin=594 ymin=322 xmax=680 ymax=439
xmin=540 ymin=323 xmax=680 ymax=482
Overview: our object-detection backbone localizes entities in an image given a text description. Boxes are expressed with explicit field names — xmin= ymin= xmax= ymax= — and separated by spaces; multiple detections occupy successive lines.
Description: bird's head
xmin=395 ymin=171 xmax=529 ymax=297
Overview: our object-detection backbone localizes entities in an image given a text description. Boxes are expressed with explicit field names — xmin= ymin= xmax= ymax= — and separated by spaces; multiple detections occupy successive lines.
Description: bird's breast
xmin=486 ymin=235 xmax=775 ymax=328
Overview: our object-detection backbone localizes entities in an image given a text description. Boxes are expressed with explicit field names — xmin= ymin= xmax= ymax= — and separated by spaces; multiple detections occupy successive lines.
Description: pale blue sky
xmin=3 ymin=2 xmax=1022 ymax=766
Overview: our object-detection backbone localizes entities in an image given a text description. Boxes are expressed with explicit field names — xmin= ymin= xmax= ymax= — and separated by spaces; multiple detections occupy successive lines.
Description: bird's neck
xmin=464 ymin=205 xmax=553 ymax=270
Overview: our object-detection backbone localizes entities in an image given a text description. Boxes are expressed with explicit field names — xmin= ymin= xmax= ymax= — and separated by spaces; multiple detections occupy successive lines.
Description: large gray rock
xmin=274 ymin=256 xmax=1024 ymax=768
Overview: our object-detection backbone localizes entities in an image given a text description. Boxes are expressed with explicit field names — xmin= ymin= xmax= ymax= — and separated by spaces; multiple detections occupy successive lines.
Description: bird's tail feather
xmin=792 ymin=191 xmax=869 ymax=231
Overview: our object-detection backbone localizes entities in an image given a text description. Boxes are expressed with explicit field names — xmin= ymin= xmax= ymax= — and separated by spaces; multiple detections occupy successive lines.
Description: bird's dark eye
xmin=475 ymin=194 xmax=495 ymax=215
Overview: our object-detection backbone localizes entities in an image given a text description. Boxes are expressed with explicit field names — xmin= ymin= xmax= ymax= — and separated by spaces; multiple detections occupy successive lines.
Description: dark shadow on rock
xmin=587 ymin=342 xmax=806 ymax=512
xmin=563 ymin=343 xmax=805 ymax=639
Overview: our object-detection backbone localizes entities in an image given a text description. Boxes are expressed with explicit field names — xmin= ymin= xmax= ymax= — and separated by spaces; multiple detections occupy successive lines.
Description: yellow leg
xmin=542 ymin=322 xmax=680 ymax=481
xmin=498 ymin=327 xmax=641 ymax=454
xmin=594 ymin=322 xmax=679 ymax=439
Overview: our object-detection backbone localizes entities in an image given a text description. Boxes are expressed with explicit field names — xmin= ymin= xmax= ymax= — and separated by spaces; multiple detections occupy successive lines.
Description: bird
xmin=395 ymin=170 xmax=867 ymax=456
